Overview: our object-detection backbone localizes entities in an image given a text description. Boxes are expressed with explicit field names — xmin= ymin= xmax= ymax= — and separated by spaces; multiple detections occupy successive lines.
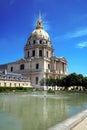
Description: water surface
xmin=0 ymin=92 xmax=87 ymax=130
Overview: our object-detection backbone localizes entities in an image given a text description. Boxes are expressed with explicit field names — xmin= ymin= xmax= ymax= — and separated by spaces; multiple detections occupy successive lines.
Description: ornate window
xmin=20 ymin=64 xmax=24 ymax=70
xmin=39 ymin=50 xmax=42 ymax=57
xmin=36 ymin=77 xmax=39 ymax=84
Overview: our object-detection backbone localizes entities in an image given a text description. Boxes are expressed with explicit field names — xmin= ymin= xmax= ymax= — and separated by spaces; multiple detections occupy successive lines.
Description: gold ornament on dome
xmin=36 ymin=13 xmax=43 ymax=29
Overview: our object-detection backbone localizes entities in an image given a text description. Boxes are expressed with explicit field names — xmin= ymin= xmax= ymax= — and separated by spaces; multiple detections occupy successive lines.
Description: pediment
xmin=8 ymin=58 xmax=27 ymax=65
xmin=15 ymin=59 xmax=27 ymax=64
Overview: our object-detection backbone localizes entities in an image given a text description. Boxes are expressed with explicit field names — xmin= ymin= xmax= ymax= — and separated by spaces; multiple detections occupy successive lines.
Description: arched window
xmin=11 ymin=67 xmax=13 ymax=72
xmin=40 ymin=40 xmax=42 ymax=44
xmin=39 ymin=50 xmax=42 ymax=57
xmin=20 ymin=64 xmax=24 ymax=70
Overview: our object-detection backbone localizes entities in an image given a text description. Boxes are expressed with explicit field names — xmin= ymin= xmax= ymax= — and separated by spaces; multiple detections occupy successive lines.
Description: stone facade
xmin=0 ymin=15 xmax=68 ymax=89
xmin=0 ymin=70 xmax=31 ymax=87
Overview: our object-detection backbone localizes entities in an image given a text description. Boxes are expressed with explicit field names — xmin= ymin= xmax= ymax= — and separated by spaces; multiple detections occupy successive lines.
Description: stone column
xmin=35 ymin=48 xmax=39 ymax=58
xmin=64 ymin=63 xmax=67 ymax=74
xmin=43 ymin=48 xmax=46 ymax=57
xmin=54 ymin=60 xmax=56 ymax=71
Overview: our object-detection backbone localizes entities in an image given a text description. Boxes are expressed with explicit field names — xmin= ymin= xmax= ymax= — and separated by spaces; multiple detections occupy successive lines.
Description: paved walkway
xmin=72 ymin=117 xmax=87 ymax=130
xmin=48 ymin=109 xmax=87 ymax=130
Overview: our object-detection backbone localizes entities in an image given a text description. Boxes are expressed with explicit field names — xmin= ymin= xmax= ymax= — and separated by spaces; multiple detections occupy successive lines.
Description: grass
xmin=0 ymin=87 xmax=33 ymax=93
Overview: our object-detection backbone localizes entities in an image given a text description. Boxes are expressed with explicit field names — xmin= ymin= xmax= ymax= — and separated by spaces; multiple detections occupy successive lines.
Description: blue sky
xmin=0 ymin=0 xmax=87 ymax=76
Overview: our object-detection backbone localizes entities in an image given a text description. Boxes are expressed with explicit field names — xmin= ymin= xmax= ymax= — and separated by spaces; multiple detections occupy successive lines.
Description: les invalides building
xmin=0 ymin=16 xmax=68 ymax=89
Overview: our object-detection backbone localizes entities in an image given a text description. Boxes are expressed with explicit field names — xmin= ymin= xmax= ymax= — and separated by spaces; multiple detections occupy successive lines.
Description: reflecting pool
xmin=0 ymin=92 xmax=87 ymax=130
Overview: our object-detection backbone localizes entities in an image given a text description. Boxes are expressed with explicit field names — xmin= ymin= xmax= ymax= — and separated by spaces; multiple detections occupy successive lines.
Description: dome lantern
xmin=36 ymin=13 xmax=43 ymax=29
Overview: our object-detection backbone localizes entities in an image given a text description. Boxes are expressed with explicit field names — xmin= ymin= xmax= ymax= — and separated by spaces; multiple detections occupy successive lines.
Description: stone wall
xmin=0 ymin=80 xmax=32 ymax=87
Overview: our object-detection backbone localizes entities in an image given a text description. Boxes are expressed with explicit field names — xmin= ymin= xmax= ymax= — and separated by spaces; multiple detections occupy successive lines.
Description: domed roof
xmin=27 ymin=16 xmax=51 ymax=45
xmin=30 ymin=28 xmax=50 ymax=41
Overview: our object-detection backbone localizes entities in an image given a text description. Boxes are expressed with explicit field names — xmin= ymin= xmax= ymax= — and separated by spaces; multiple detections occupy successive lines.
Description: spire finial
xmin=39 ymin=11 xmax=41 ymax=20
xmin=36 ymin=11 xmax=43 ymax=29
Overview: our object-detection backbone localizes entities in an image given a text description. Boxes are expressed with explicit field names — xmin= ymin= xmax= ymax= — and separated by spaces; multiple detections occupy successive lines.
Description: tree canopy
xmin=40 ymin=73 xmax=87 ymax=88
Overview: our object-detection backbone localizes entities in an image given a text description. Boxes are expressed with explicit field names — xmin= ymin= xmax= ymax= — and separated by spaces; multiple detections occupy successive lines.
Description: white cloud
xmin=76 ymin=41 xmax=87 ymax=48
xmin=52 ymin=27 xmax=87 ymax=42
xmin=64 ymin=27 xmax=87 ymax=39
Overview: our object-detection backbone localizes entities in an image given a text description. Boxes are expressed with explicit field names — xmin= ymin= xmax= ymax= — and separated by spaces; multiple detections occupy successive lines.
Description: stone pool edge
xmin=47 ymin=109 xmax=87 ymax=130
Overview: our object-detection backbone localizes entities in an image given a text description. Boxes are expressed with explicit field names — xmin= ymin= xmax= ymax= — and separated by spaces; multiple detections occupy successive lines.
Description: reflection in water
xmin=0 ymin=112 xmax=22 ymax=130
xmin=0 ymin=93 xmax=87 ymax=130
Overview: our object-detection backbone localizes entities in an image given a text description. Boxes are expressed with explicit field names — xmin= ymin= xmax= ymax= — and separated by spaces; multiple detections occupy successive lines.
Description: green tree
xmin=82 ymin=77 xmax=87 ymax=88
